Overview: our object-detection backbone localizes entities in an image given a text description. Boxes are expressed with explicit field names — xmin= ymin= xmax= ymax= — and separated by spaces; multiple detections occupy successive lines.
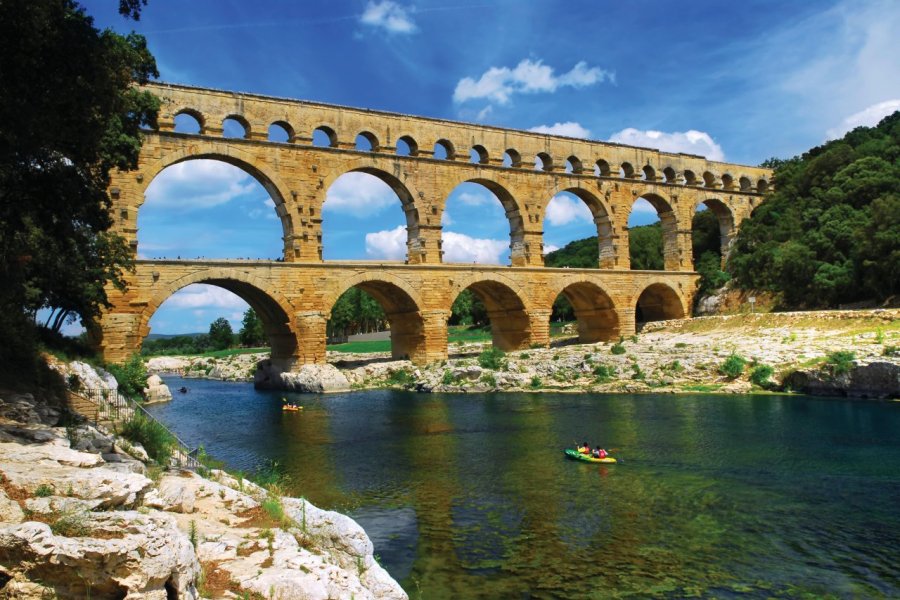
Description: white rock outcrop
xmin=256 ymin=361 xmax=351 ymax=393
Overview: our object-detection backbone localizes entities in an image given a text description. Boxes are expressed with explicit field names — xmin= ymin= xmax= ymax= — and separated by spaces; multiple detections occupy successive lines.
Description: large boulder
xmin=255 ymin=361 xmax=350 ymax=393
xmin=143 ymin=374 xmax=173 ymax=404
xmin=0 ymin=513 xmax=200 ymax=599
xmin=784 ymin=361 xmax=899 ymax=399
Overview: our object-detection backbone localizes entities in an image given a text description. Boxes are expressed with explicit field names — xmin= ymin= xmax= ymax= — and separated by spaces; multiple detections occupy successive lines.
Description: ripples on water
xmin=148 ymin=377 xmax=900 ymax=599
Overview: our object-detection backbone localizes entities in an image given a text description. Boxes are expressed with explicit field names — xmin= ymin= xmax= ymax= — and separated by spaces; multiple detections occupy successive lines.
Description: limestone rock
xmin=784 ymin=361 xmax=899 ymax=399
xmin=256 ymin=361 xmax=350 ymax=393
xmin=67 ymin=423 xmax=115 ymax=454
xmin=144 ymin=374 xmax=173 ymax=404
xmin=0 ymin=513 xmax=200 ymax=599
xmin=0 ymin=490 xmax=23 ymax=525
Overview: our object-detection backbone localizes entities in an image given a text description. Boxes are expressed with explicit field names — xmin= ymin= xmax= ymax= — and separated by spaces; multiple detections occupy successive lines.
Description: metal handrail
xmin=75 ymin=388 xmax=201 ymax=469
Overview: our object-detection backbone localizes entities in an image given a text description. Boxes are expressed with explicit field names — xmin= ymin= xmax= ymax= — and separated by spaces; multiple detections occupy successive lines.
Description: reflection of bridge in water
xmin=97 ymin=83 xmax=772 ymax=369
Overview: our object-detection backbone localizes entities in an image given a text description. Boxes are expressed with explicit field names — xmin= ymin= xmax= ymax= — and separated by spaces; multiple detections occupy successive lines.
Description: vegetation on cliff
xmin=728 ymin=112 xmax=899 ymax=307
xmin=0 ymin=0 xmax=158 ymax=386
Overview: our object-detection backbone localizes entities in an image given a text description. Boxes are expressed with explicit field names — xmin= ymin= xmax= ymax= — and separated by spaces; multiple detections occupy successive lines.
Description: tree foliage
xmin=327 ymin=288 xmax=387 ymax=338
xmin=208 ymin=318 xmax=234 ymax=351
xmin=239 ymin=308 xmax=266 ymax=347
xmin=728 ymin=112 xmax=900 ymax=307
xmin=0 ymin=0 xmax=159 ymax=381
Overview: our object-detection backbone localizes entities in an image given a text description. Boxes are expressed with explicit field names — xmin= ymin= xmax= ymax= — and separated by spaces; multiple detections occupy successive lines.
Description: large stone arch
xmin=138 ymin=268 xmax=298 ymax=365
xmin=627 ymin=190 xmax=682 ymax=271
xmin=319 ymin=160 xmax=428 ymax=263
xmin=448 ymin=273 xmax=533 ymax=350
xmin=135 ymin=142 xmax=295 ymax=257
xmin=546 ymin=277 xmax=620 ymax=343
xmin=438 ymin=176 xmax=529 ymax=266
xmin=690 ymin=196 xmax=737 ymax=259
xmin=633 ymin=280 xmax=688 ymax=326
xmin=544 ymin=186 xmax=618 ymax=268
xmin=323 ymin=272 xmax=427 ymax=361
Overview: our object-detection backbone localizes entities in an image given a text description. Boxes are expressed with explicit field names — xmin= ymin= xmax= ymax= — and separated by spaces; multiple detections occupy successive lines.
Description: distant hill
xmin=545 ymin=222 xmax=664 ymax=271
xmin=144 ymin=332 xmax=205 ymax=341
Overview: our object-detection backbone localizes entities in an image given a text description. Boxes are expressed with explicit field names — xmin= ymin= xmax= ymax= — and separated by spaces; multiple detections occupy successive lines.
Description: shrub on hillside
xmin=719 ymin=353 xmax=747 ymax=379
xmin=749 ymin=364 xmax=774 ymax=387
xmin=478 ymin=347 xmax=507 ymax=370
xmin=119 ymin=412 xmax=174 ymax=464
xmin=106 ymin=354 xmax=148 ymax=399
xmin=825 ymin=351 xmax=856 ymax=376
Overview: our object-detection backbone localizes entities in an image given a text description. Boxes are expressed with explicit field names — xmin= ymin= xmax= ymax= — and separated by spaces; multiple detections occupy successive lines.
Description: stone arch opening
xmin=739 ymin=176 xmax=752 ymax=191
xmin=141 ymin=278 xmax=296 ymax=368
xmin=683 ymin=170 xmax=698 ymax=185
xmin=627 ymin=193 xmax=676 ymax=271
xmin=268 ymin=121 xmax=293 ymax=143
xmin=635 ymin=282 xmax=685 ymax=326
xmin=662 ymin=167 xmax=677 ymax=184
xmin=721 ymin=173 xmax=734 ymax=190
xmin=550 ymin=281 xmax=619 ymax=343
xmin=595 ymin=159 xmax=611 ymax=177
xmin=470 ymin=145 xmax=489 ymax=165
xmin=322 ymin=167 xmax=420 ymax=262
xmin=757 ymin=178 xmax=769 ymax=193
xmin=222 ymin=115 xmax=250 ymax=139
xmin=173 ymin=109 xmax=203 ymax=134
xmin=327 ymin=279 xmax=425 ymax=360
xmin=355 ymin=131 xmax=379 ymax=152
xmin=449 ymin=279 xmax=531 ymax=351
xmin=138 ymin=157 xmax=287 ymax=260
xmin=693 ymin=198 xmax=735 ymax=258
xmin=397 ymin=135 xmax=418 ymax=156
xmin=565 ymin=156 xmax=583 ymax=174
xmin=503 ymin=149 xmax=521 ymax=167
xmin=535 ymin=152 xmax=553 ymax=171
xmin=312 ymin=126 xmax=338 ymax=148
xmin=620 ymin=162 xmax=635 ymax=178
xmin=543 ymin=188 xmax=615 ymax=269
xmin=434 ymin=139 xmax=455 ymax=160
xmin=702 ymin=171 xmax=718 ymax=188
xmin=641 ymin=165 xmax=656 ymax=181
xmin=441 ymin=179 xmax=525 ymax=266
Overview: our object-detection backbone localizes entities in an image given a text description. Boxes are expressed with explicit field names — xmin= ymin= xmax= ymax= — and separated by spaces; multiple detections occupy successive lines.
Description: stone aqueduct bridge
xmin=98 ymin=83 xmax=772 ymax=369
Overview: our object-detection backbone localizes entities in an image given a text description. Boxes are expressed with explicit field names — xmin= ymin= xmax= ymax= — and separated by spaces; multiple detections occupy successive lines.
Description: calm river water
xmin=147 ymin=376 xmax=900 ymax=599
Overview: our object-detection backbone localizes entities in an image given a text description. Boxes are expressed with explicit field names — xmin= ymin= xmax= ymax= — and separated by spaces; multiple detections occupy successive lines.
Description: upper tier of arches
xmin=152 ymin=82 xmax=771 ymax=194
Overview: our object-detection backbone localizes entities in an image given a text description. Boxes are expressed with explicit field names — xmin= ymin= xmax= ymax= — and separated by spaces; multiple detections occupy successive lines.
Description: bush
xmin=106 ymin=354 xmax=148 ymax=400
xmin=884 ymin=345 xmax=899 ymax=357
xmin=719 ymin=353 xmax=747 ymax=379
xmin=478 ymin=347 xmax=507 ymax=370
xmin=592 ymin=364 xmax=616 ymax=383
xmin=386 ymin=369 xmax=414 ymax=386
xmin=610 ymin=339 xmax=626 ymax=355
xmin=664 ymin=360 xmax=684 ymax=373
xmin=630 ymin=363 xmax=645 ymax=380
xmin=529 ymin=375 xmax=542 ymax=389
xmin=119 ymin=412 xmax=175 ymax=465
xmin=35 ymin=484 xmax=54 ymax=498
xmin=480 ymin=372 xmax=497 ymax=387
xmin=441 ymin=370 xmax=455 ymax=385
xmin=825 ymin=351 xmax=856 ymax=376
xmin=50 ymin=509 xmax=90 ymax=537
xmin=749 ymin=364 xmax=774 ymax=387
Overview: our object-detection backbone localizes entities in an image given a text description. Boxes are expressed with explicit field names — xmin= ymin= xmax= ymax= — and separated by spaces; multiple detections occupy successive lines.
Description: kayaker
xmin=578 ymin=442 xmax=591 ymax=454
xmin=596 ymin=447 xmax=608 ymax=459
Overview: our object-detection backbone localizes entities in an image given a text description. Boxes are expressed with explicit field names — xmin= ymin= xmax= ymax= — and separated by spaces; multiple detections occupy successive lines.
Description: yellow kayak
xmin=564 ymin=449 xmax=617 ymax=464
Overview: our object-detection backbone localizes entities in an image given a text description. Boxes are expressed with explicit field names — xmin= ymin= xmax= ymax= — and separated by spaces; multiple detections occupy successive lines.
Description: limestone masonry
xmin=98 ymin=83 xmax=773 ymax=369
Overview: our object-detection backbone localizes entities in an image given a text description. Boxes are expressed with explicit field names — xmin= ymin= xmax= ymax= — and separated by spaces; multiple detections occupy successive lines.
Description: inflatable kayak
xmin=564 ymin=449 xmax=617 ymax=464
xmin=282 ymin=405 xmax=302 ymax=412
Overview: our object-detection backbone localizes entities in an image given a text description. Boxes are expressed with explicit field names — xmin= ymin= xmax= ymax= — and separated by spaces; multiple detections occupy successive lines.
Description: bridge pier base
xmin=294 ymin=311 xmax=328 ymax=364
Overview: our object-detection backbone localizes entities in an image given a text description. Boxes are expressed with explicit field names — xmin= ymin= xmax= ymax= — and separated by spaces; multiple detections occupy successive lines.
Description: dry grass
xmin=0 ymin=470 xmax=31 ymax=507
xmin=234 ymin=506 xmax=281 ymax=529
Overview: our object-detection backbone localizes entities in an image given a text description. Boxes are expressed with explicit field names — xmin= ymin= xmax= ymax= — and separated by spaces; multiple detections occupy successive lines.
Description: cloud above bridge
xmin=529 ymin=122 xmax=592 ymax=139
xmin=545 ymin=194 xmax=592 ymax=226
xmin=359 ymin=1 xmax=416 ymax=34
xmin=144 ymin=160 xmax=257 ymax=210
xmin=324 ymin=172 xmax=401 ymax=216
xmin=365 ymin=226 xmax=508 ymax=264
xmin=607 ymin=128 xmax=726 ymax=162
xmin=454 ymin=59 xmax=613 ymax=105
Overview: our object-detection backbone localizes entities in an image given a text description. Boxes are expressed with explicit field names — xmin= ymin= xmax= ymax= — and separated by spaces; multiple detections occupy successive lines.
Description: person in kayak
xmin=578 ymin=442 xmax=591 ymax=454
xmin=593 ymin=447 xmax=608 ymax=459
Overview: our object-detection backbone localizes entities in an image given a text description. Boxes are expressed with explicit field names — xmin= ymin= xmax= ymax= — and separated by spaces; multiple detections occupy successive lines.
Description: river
xmin=147 ymin=376 xmax=900 ymax=599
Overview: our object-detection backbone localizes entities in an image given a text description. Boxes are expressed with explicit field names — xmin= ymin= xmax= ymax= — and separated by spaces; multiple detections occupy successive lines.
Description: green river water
xmin=148 ymin=377 xmax=900 ymax=599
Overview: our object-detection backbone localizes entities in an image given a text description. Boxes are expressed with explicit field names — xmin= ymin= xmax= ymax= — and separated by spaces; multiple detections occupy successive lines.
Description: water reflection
xmin=148 ymin=378 xmax=900 ymax=598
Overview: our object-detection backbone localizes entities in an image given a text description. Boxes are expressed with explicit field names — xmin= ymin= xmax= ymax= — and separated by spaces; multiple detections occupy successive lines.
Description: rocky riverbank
xmin=0 ymin=389 xmax=407 ymax=599
xmin=148 ymin=309 xmax=899 ymax=399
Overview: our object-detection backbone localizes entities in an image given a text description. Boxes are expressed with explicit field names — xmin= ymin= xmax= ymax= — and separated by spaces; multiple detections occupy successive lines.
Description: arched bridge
xmin=98 ymin=83 xmax=772 ymax=368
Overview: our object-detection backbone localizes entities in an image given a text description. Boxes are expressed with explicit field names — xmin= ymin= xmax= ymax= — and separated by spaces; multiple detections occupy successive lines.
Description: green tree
xmin=208 ymin=318 xmax=234 ymax=351
xmin=239 ymin=308 xmax=266 ymax=347
xmin=628 ymin=223 xmax=664 ymax=271
xmin=0 ymin=0 xmax=159 ymax=383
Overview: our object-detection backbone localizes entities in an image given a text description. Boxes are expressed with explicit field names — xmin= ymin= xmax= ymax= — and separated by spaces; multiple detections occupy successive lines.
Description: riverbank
xmin=0 ymin=387 xmax=406 ymax=599
xmin=148 ymin=309 xmax=899 ymax=399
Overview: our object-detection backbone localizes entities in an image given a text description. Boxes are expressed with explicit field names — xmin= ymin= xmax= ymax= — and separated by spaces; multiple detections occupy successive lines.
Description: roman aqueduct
xmin=97 ymin=83 xmax=772 ymax=369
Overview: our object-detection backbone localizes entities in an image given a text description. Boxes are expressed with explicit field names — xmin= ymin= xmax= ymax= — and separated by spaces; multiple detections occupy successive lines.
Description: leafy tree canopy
xmin=208 ymin=318 xmax=234 ymax=351
xmin=0 ymin=0 xmax=159 ymax=379
xmin=239 ymin=307 xmax=266 ymax=347
xmin=728 ymin=111 xmax=900 ymax=307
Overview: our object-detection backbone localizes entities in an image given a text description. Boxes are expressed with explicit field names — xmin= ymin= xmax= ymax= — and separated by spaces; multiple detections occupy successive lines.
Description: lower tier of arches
xmin=95 ymin=261 xmax=698 ymax=369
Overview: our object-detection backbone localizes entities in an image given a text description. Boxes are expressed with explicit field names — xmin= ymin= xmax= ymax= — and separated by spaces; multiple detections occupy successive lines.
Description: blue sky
xmin=76 ymin=0 xmax=900 ymax=335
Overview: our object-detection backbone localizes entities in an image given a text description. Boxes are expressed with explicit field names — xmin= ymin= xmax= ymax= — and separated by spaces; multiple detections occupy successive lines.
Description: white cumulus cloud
xmin=608 ymin=128 xmax=725 ymax=162
xmin=164 ymin=284 xmax=249 ymax=310
xmin=360 ymin=1 xmax=416 ymax=34
xmin=365 ymin=225 xmax=407 ymax=260
xmin=454 ymin=59 xmax=613 ymax=104
xmin=826 ymin=99 xmax=900 ymax=139
xmin=545 ymin=194 xmax=593 ymax=226
xmin=457 ymin=191 xmax=491 ymax=206
xmin=543 ymin=244 xmax=560 ymax=255
xmin=144 ymin=160 xmax=257 ymax=209
xmin=529 ymin=122 xmax=591 ymax=138
xmin=324 ymin=172 xmax=400 ymax=217
xmin=442 ymin=231 xmax=508 ymax=264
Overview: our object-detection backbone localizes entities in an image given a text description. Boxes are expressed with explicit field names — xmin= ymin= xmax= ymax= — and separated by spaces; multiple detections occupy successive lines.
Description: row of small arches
xmin=172 ymin=110 xmax=769 ymax=194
